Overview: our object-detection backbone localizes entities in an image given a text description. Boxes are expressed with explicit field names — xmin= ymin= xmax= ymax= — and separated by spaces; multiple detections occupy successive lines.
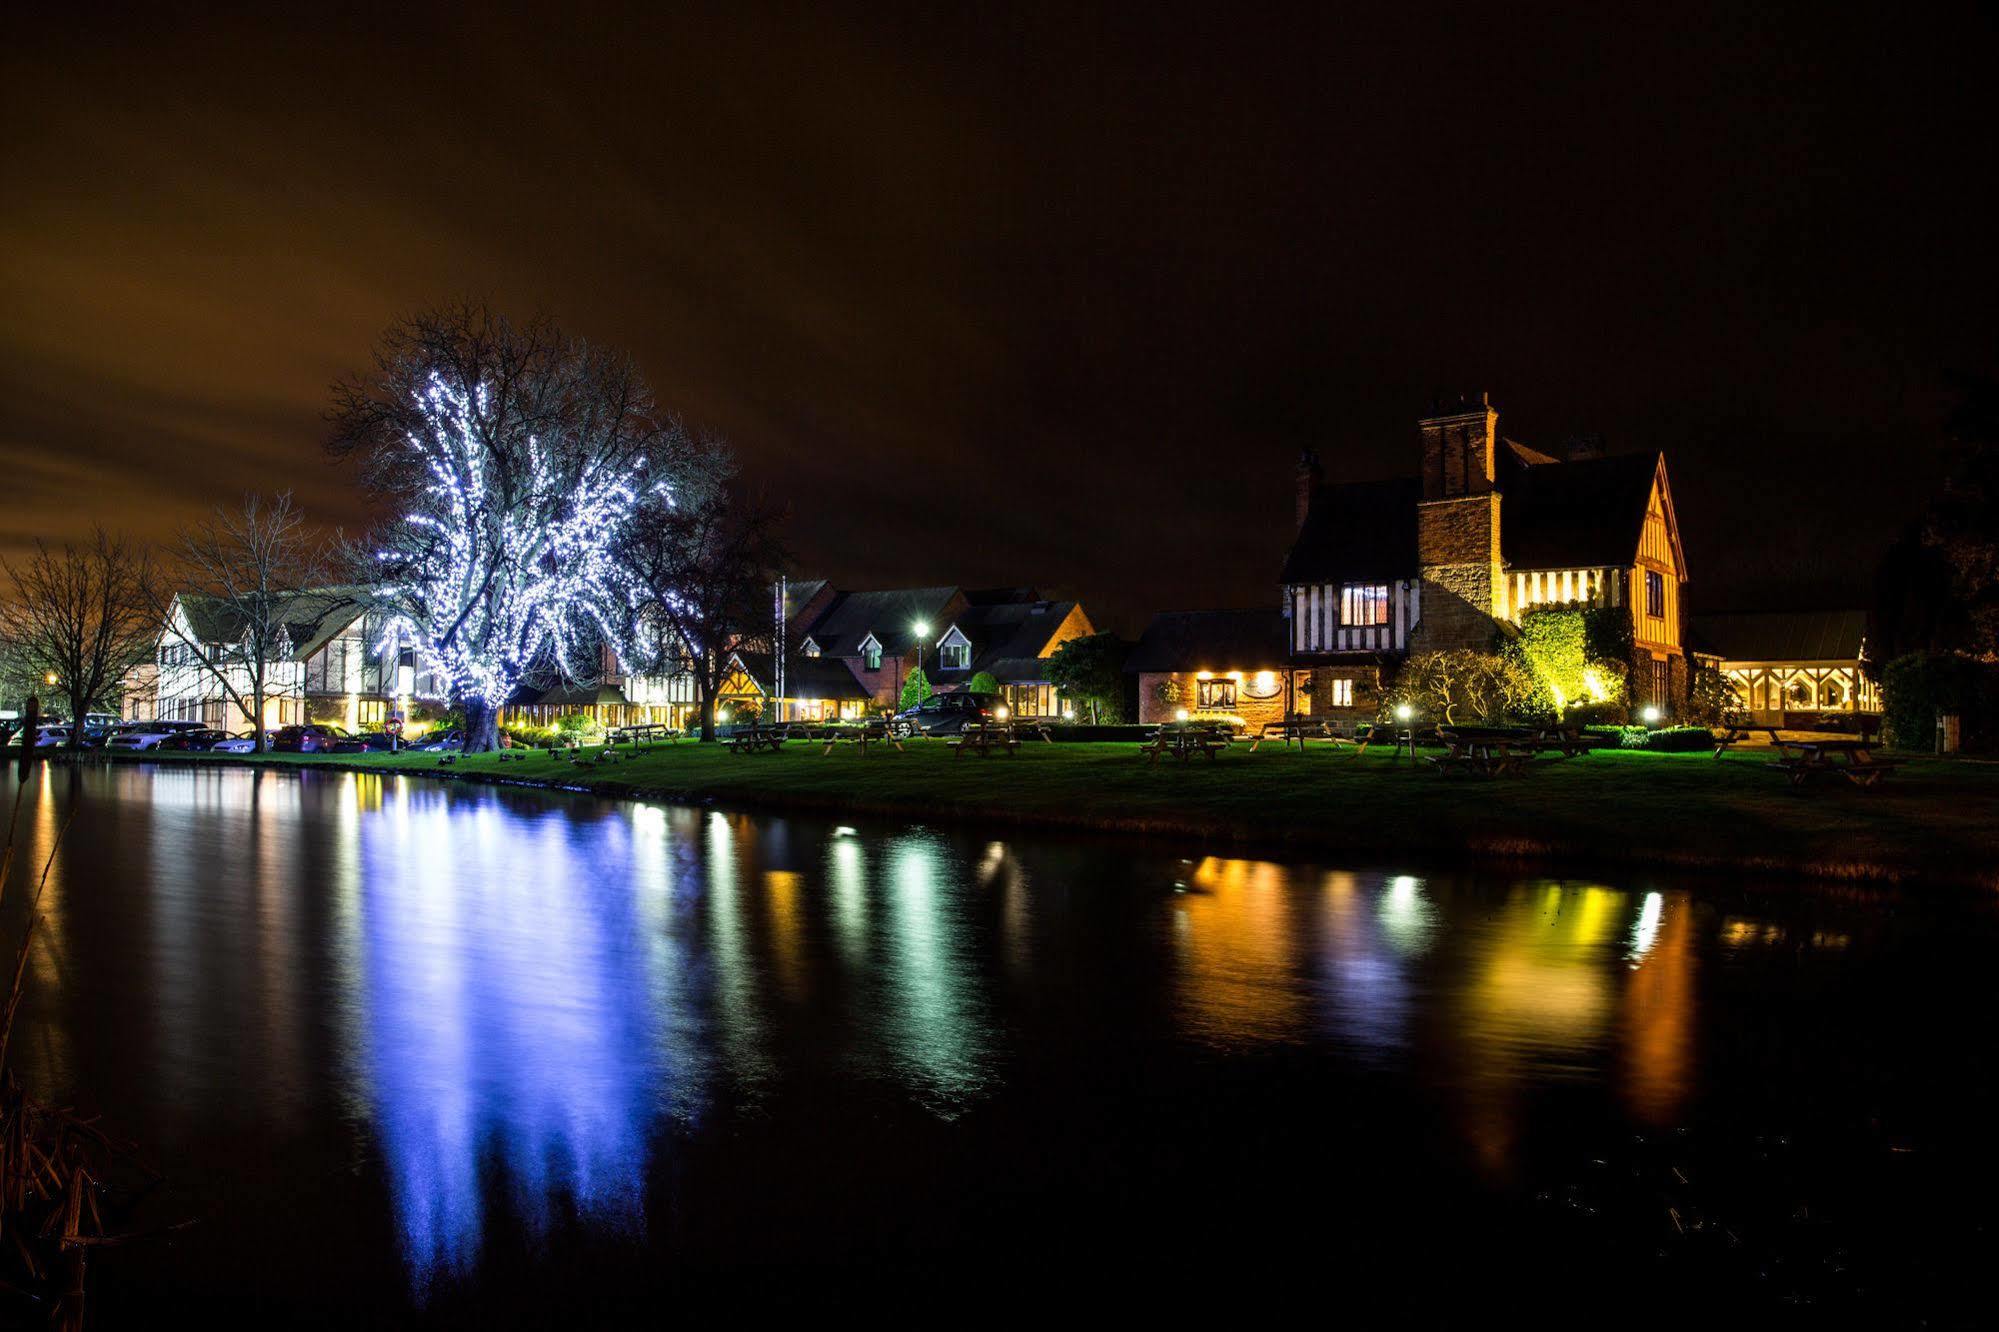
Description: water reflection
xmin=355 ymin=784 xmax=656 ymax=1289
xmin=10 ymin=765 xmax=1927 ymax=1316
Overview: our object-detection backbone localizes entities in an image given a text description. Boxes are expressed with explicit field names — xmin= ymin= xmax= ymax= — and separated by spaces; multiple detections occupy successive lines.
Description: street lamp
xmin=912 ymin=620 xmax=931 ymax=672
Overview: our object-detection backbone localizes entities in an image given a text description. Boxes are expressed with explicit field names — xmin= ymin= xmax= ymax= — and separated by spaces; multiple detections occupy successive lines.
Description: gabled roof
xmin=799 ymin=586 xmax=963 ymax=656
xmin=1124 ymin=609 xmax=1288 ymax=674
xmin=174 ymin=587 xmax=364 ymax=659
xmin=506 ymin=680 xmax=632 ymax=708
xmin=961 ymin=599 xmax=1079 ymax=662
xmin=1686 ymin=610 xmax=1868 ymax=664
xmin=1500 ymin=451 xmax=1666 ymax=571
xmin=1281 ymin=477 xmax=1422 ymax=585
xmin=727 ymin=651 xmax=874 ymax=701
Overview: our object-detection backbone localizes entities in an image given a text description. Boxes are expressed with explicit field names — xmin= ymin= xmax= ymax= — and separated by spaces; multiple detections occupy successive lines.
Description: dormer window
xmin=940 ymin=642 xmax=970 ymax=670
xmin=860 ymin=634 xmax=883 ymax=672
xmin=801 ymin=637 xmax=821 ymax=658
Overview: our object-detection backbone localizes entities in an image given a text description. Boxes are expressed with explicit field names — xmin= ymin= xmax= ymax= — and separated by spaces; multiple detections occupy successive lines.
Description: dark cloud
xmin=3 ymin=3 xmax=1995 ymax=631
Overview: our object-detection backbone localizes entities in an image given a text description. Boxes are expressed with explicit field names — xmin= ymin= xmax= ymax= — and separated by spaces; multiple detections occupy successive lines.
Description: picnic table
xmin=607 ymin=722 xmax=680 ymax=750
xmin=1431 ymin=726 xmax=1540 ymax=778
xmin=1248 ymin=717 xmax=1356 ymax=752
xmin=1140 ymin=722 xmax=1231 ymax=764
xmin=812 ymin=719 xmax=904 ymax=755
xmin=949 ymin=720 xmax=1020 ymax=758
xmin=1771 ymin=738 xmax=1901 ymax=789
xmin=1530 ymin=723 xmax=1604 ymax=759
xmin=1356 ymin=722 xmax=1435 ymax=761
xmin=1712 ymin=720 xmax=1786 ymax=757
xmin=723 ymin=723 xmax=786 ymax=755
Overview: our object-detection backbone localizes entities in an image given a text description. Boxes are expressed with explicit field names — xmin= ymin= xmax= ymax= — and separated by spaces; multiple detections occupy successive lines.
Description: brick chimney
xmin=1410 ymin=394 xmax=1507 ymax=652
xmin=1419 ymin=393 xmax=1497 ymax=501
xmin=1295 ymin=449 xmax=1323 ymax=530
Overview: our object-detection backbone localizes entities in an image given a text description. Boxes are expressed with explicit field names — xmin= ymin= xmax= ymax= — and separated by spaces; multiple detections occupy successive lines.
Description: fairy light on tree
xmin=331 ymin=304 xmax=720 ymax=751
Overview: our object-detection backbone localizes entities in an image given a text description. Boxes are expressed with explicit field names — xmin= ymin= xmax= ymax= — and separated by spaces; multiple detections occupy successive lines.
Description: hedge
xmin=1583 ymin=724 xmax=1714 ymax=752
xmin=1879 ymin=652 xmax=1999 ymax=750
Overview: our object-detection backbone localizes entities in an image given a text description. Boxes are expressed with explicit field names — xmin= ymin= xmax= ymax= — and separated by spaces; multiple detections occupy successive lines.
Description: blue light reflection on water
xmin=355 ymin=782 xmax=662 ymax=1290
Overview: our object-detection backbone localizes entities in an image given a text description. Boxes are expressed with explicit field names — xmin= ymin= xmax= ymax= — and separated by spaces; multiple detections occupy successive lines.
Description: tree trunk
xmin=17 ymin=697 xmax=38 ymax=779
xmin=698 ymin=689 xmax=718 ymax=742
xmin=463 ymin=697 xmax=501 ymax=753
xmin=253 ymin=680 xmax=267 ymax=753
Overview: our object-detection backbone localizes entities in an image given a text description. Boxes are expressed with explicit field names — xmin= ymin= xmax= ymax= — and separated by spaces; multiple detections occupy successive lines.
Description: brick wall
xmin=1137 ymin=670 xmax=1301 ymax=726
xmin=1301 ymin=664 xmax=1385 ymax=721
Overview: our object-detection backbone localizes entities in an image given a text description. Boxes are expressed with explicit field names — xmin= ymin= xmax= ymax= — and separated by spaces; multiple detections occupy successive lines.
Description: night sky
xmin=4 ymin=4 xmax=1994 ymax=633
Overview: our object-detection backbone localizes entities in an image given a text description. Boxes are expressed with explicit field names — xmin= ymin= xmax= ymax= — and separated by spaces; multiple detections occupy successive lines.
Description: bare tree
xmin=329 ymin=303 xmax=725 ymax=751
xmin=153 ymin=493 xmax=330 ymax=752
xmin=619 ymin=478 xmax=788 ymax=742
xmin=0 ymin=530 xmax=159 ymax=745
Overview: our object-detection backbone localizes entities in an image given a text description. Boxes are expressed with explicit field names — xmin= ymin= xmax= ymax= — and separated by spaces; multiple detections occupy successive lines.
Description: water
xmin=6 ymin=762 xmax=1997 ymax=1324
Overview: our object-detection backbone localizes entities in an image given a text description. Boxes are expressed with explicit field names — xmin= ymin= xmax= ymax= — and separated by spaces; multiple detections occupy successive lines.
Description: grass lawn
xmin=96 ymin=738 xmax=1999 ymax=887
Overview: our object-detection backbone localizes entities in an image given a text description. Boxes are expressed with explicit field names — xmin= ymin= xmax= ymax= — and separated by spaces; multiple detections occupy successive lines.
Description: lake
xmin=6 ymin=761 xmax=1996 ymax=1324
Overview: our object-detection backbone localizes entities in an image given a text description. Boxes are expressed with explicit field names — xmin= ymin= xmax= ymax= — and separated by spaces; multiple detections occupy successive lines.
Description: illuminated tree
xmin=331 ymin=306 xmax=718 ymax=751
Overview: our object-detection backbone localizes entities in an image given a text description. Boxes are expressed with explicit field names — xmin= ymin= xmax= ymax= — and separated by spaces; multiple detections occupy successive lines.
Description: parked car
xmin=106 ymin=720 xmax=209 ymax=751
xmin=890 ymin=691 xmax=998 ymax=738
xmin=412 ymin=729 xmax=464 ymax=752
xmin=272 ymin=724 xmax=368 ymax=754
xmin=351 ymin=732 xmax=403 ymax=752
xmin=156 ymin=728 xmax=236 ymax=752
xmin=210 ymin=731 xmax=270 ymax=754
xmin=33 ymin=725 xmax=74 ymax=748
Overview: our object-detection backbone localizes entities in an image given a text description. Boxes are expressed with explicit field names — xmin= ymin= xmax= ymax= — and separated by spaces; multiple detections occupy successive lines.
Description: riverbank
xmin=68 ymin=739 xmax=1999 ymax=888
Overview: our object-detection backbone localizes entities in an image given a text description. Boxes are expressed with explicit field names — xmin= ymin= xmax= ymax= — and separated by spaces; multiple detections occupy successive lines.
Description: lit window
xmin=1645 ymin=569 xmax=1665 ymax=618
xmin=801 ymin=639 xmax=820 ymax=658
xmin=1341 ymin=583 xmax=1390 ymax=627
xmin=863 ymin=645 xmax=882 ymax=672
xmin=940 ymin=642 xmax=970 ymax=670
xmin=1329 ymin=678 xmax=1354 ymax=707
xmin=1196 ymin=678 xmax=1238 ymax=709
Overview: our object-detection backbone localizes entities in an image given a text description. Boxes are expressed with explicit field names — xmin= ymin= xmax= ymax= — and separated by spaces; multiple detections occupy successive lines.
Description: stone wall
xmin=1408 ymin=494 xmax=1503 ymax=653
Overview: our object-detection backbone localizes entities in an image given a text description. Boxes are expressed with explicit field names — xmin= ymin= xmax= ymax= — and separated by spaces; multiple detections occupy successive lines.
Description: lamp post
xmin=1395 ymin=702 xmax=1415 ymax=763
xmin=912 ymin=620 xmax=930 ymax=674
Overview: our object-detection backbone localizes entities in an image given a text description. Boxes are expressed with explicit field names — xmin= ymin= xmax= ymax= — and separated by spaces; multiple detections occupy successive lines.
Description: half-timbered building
xmin=1132 ymin=396 xmax=1692 ymax=725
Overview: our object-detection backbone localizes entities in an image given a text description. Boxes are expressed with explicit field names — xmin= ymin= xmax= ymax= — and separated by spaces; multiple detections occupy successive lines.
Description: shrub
xmin=1880 ymin=651 xmax=1999 ymax=750
xmin=1685 ymin=661 xmax=1741 ymax=725
xmin=1511 ymin=608 xmax=1629 ymax=721
xmin=1389 ymin=649 xmax=1538 ymax=725
xmin=965 ymin=670 xmax=1001 ymax=696
xmin=1583 ymin=723 xmax=1714 ymax=752
xmin=899 ymin=666 xmax=931 ymax=711
xmin=553 ymin=712 xmax=598 ymax=742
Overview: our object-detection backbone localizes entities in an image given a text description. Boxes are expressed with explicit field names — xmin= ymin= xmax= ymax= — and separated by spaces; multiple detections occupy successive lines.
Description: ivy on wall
xmin=1512 ymin=608 xmax=1628 ymax=719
